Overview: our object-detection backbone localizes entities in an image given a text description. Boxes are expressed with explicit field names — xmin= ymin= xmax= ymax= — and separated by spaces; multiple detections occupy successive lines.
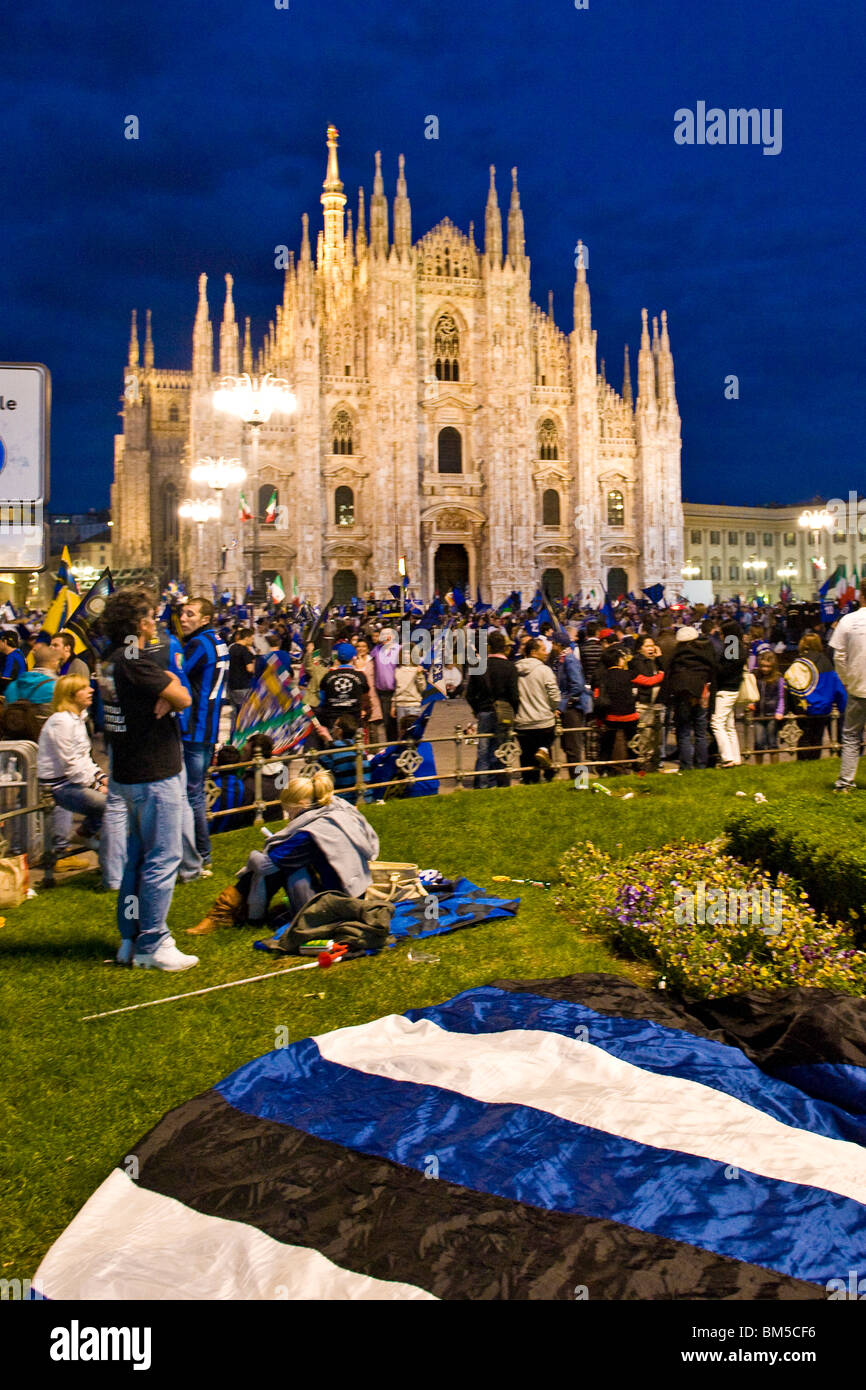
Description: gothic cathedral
xmin=112 ymin=126 xmax=684 ymax=604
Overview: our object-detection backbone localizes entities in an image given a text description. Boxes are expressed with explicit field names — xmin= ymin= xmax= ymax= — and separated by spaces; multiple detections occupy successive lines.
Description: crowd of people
xmin=1 ymin=581 xmax=864 ymax=974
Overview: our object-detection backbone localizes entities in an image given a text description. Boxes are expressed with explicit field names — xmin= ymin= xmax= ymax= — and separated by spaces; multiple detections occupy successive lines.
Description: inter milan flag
xmin=64 ymin=568 xmax=114 ymax=656
xmin=34 ymin=975 xmax=866 ymax=1300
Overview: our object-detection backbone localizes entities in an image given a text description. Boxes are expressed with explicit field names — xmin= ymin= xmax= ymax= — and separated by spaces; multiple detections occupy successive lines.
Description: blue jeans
xmin=674 ymin=697 xmax=708 ymax=770
xmin=113 ymin=772 xmax=184 ymax=954
xmin=177 ymin=760 xmax=203 ymax=881
xmin=474 ymin=710 xmax=506 ymax=789
xmin=102 ymin=764 xmax=200 ymax=887
xmin=183 ymin=742 xmax=213 ymax=862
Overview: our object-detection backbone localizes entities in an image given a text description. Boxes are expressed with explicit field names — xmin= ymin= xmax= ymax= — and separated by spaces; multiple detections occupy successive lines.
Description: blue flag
xmin=642 ymin=584 xmax=665 ymax=605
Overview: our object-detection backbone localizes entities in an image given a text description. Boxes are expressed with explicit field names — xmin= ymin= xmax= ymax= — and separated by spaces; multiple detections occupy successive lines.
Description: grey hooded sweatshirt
xmin=514 ymin=656 xmax=560 ymax=730
xmin=243 ymin=795 xmax=380 ymax=920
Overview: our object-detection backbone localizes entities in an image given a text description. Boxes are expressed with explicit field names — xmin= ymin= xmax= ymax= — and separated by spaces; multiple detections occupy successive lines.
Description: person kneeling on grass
xmin=187 ymin=769 xmax=379 ymax=936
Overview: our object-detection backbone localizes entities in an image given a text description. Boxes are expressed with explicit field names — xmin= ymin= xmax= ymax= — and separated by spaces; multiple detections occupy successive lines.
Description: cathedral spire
xmin=637 ymin=307 xmax=656 ymax=413
xmin=622 ymin=343 xmax=633 ymax=409
xmin=355 ymin=186 xmax=367 ymax=259
xmin=193 ymin=273 xmax=213 ymax=383
xmin=506 ymin=166 xmax=525 ymax=266
xmin=243 ymin=316 xmax=252 ymax=374
xmin=128 ymin=309 xmax=139 ymax=369
xmin=320 ymin=124 xmax=346 ymax=266
xmin=548 ymin=290 xmax=554 ymax=319
xmin=144 ymin=309 xmax=154 ymax=369
xmin=298 ymin=213 xmax=314 ymax=319
xmin=219 ymin=273 xmax=239 ymax=376
xmin=393 ymin=153 xmax=412 ymax=258
xmin=573 ymin=239 xmax=591 ymax=337
xmin=485 ymin=165 xmax=502 ymax=265
xmin=345 ymin=207 xmax=354 ymax=264
xmin=657 ymin=309 xmax=677 ymax=412
xmin=370 ymin=150 xmax=389 ymax=256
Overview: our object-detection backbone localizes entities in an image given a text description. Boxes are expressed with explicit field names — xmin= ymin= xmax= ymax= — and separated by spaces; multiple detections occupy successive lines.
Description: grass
xmin=0 ymin=756 xmax=846 ymax=1277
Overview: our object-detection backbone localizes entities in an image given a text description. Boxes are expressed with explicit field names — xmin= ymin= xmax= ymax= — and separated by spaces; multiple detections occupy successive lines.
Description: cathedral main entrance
xmin=542 ymin=568 xmax=564 ymax=600
xmin=606 ymin=567 xmax=629 ymax=600
xmin=434 ymin=543 xmax=469 ymax=597
xmin=332 ymin=568 xmax=358 ymax=604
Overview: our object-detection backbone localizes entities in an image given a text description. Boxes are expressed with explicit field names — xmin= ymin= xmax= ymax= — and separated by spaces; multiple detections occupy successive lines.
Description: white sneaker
xmin=116 ymin=939 xmax=135 ymax=966
xmin=133 ymin=937 xmax=199 ymax=972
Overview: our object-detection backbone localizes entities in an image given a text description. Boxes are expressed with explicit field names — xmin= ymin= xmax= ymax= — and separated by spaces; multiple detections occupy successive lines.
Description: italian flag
xmin=270 ymin=574 xmax=286 ymax=604
xmin=238 ymin=493 xmax=252 ymax=522
xmin=264 ymin=490 xmax=278 ymax=524
xmin=841 ymin=566 xmax=858 ymax=607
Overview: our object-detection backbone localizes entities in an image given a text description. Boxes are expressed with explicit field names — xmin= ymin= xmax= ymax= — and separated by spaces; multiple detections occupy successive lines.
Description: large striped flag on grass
xmin=33 ymin=975 xmax=866 ymax=1299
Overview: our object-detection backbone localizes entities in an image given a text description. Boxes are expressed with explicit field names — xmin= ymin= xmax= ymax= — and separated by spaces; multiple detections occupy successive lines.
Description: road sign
xmin=0 ymin=363 xmax=50 ymax=570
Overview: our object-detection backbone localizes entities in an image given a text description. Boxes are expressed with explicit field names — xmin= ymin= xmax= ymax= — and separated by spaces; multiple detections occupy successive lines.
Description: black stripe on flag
xmin=131 ymin=1090 xmax=822 ymax=1301
xmin=493 ymin=973 xmax=866 ymax=1070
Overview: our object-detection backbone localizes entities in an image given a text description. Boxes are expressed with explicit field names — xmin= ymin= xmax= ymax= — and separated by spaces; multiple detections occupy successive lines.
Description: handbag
xmin=0 ymin=854 xmax=29 ymax=909
xmin=737 ymin=670 xmax=760 ymax=705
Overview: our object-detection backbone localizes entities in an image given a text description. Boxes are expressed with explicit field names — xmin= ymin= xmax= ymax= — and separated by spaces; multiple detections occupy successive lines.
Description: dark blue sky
xmin=2 ymin=0 xmax=863 ymax=512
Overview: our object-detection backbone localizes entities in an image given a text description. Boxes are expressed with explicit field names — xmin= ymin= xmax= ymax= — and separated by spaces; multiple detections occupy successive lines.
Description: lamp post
xmin=778 ymin=562 xmax=797 ymax=598
xmin=681 ymin=562 xmax=699 ymax=580
xmin=213 ymin=374 xmax=297 ymax=597
xmin=179 ymin=497 xmax=221 ymax=581
xmin=743 ymin=556 xmax=767 ymax=597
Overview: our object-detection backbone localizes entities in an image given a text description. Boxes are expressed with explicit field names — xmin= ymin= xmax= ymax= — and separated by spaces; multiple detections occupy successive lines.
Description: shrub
xmin=725 ymin=797 xmax=866 ymax=938
xmin=556 ymin=840 xmax=866 ymax=997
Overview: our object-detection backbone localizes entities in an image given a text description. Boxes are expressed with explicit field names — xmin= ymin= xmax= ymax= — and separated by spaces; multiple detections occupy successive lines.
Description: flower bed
xmin=556 ymin=840 xmax=866 ymax=997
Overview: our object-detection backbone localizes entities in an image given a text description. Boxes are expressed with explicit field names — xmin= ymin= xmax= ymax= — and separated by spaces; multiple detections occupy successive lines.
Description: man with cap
xmin=663 ymin=625 xmax=718 ymax=770
xmin=318 ymin=642 xmax=370 ymax=730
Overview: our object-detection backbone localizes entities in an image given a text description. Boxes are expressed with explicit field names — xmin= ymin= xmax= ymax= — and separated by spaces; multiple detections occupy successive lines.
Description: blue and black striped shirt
xmin=183 ymin=627 xmax=230 ymax=745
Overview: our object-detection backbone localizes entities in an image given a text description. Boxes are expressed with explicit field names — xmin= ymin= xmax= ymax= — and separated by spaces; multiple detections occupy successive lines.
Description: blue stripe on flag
xmin=216 ymin=1037 xmax=866 ymax=1284
xmin=405 ymin=987 xmax=866 ymax=1146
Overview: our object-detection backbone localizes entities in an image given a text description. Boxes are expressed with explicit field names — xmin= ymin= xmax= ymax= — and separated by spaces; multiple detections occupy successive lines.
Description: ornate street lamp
xmin=213 ymin=374 xmax=297 ymax=595
xmin=190 ymin=455 xmax=246 ymax=493
xmin=681 ymin=563 xmax=700 ymax=580
xmin=179 ymin=497 xmax=220 ymax=575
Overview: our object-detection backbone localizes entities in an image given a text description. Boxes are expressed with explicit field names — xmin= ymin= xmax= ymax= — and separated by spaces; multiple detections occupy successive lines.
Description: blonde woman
xmin=37 ymin=675 xmax=107 ymax=858
xmin=188 ymin=768 xmax=379 ymax=936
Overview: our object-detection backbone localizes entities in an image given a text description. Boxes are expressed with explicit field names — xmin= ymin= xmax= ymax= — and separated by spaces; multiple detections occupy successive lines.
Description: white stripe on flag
xmin=33 ymin=1168 xmax=437 ymax=1301
xmin=316 ymin=1016 xmax=866 ymax=1205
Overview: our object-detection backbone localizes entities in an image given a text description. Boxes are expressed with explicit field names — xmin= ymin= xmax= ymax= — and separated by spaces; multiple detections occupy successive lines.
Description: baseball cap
xmin=335 ymin=642 xmax=356 ymax=663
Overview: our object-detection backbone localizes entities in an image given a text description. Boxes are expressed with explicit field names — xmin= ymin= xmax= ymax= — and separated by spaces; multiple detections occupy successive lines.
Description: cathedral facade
xmin=112 ymin=126 xmax=684 ymax=604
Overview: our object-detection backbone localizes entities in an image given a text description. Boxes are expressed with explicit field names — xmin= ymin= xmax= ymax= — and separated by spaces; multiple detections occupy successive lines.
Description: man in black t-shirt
xmin=99 ymin=589 xmax=198 ymax=973
xmin=228 ymin=627 xmax=255 ymax=731
xmin=318 ymin=643 xmax=369 ymax=729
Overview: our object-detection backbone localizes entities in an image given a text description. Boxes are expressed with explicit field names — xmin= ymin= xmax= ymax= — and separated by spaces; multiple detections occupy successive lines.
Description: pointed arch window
xmin=164 ymin=483 xmax=178 ymax=545
xmin=542 ymin=489 xmax=561 ymax=526
xmin=259 ymin=484 xmax=278 ymax=524
xmin=332 ymin=410 xmax=353 ymax=455
xmin=438 ymin=427 xmax=462 ymax=474
xmin=538 ymin=418 xmax=558 ymax=460
xmin=434 ymin=313 xmax=460 ymax=382
xmin=168 ymin=402 xmax=180 ymax=424
xmin=607 ymin=489 xmax=625 ymax=528
xmin=335 ymin=486 xmax=354 ymax=527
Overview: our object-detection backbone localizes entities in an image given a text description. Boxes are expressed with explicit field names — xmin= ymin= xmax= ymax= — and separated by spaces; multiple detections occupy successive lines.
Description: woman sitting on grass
xmin=187 ymin=768 xmax=379 ymax=936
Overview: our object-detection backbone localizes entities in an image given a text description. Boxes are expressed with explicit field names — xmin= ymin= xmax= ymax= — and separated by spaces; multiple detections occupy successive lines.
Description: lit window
xmin=607 ymin=490 xmax=624 ymax=527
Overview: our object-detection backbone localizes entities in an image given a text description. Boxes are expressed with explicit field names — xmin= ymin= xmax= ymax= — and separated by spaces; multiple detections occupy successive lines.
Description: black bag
xmin=592 ymin=671 xmax=611 ymax=717
xmin=258 ymin=890 xmax=394 ymax=956
xmin=1 ymin=700 xmax=47 ymax=743
xmin=484 ymin=671 xmax=514 ymax=736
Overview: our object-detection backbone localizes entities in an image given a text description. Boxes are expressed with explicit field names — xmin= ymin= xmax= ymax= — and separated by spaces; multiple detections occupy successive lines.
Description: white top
xmin=828 ymin=608 xmax=866 ymax=695
xmin=830 ymin=609 xmax=866 ymax=699
xmin=37 ymin=709 xmax=102 ymax=786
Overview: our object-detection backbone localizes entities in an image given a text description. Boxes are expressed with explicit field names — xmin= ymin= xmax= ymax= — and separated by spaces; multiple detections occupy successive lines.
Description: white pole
xmin=80 ymin=958 xmax=323 ymax=1021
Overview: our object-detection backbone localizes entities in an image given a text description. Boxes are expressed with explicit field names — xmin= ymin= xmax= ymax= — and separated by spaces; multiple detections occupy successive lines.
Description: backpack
xmin=256 ymin=891 xmax=394 ymax=956
xmin=1 ymin=701 xmax=46 ymax=743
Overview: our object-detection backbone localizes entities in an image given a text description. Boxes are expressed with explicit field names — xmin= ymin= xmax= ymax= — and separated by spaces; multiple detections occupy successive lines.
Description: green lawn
xmin=0 ymin=757 xmax=846 ymax=1277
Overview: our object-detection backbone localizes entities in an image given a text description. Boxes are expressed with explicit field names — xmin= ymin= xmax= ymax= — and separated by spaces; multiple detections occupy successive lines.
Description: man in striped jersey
xmin=179 ymin=598 xmax=230 ymax=872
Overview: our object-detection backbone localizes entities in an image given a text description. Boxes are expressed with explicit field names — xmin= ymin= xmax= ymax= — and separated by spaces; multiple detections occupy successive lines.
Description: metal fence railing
xmin=3 ymin=710 xmax=847 ymax=883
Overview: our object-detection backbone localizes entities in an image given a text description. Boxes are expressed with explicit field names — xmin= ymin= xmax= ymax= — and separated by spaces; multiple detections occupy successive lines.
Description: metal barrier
xmin=0 ymin=741 xmax=46 ymax=861
xmin=202 ymin=707 xmax=847 ymax=817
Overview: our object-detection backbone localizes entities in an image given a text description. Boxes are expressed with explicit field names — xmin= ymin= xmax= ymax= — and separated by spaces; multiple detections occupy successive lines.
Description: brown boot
xmin=186 ymin=885 xmax=245 ymax=936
